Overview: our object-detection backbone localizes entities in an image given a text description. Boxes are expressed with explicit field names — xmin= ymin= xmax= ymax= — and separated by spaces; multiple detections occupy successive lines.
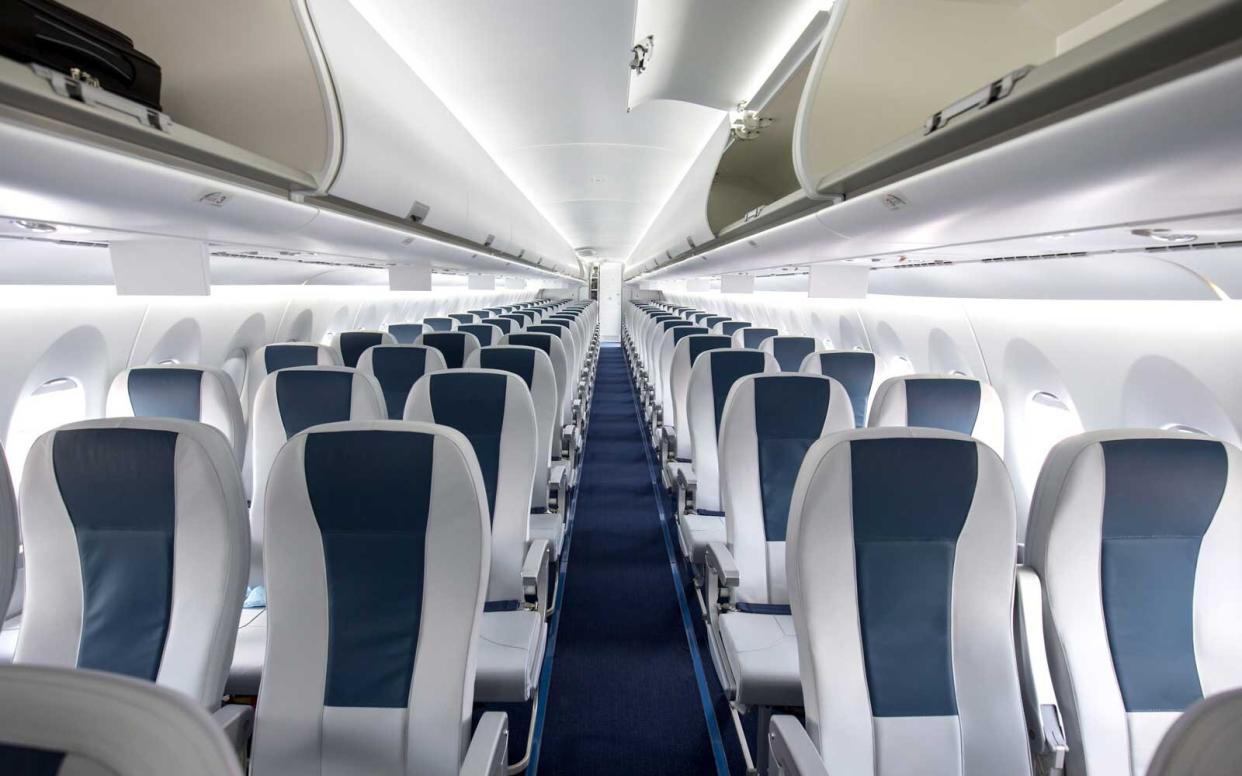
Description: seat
xmin=868 ymin=374 xmax=1004 ymax=453
xmin=799 ymin=350 xmax=878 ymax=428
xmin=498 ymin=313 xmax=527 ymax=332
xmin=660 ymin=334 xmax=732 ymax=465
xmin=1146 ymin=688 xmax=1242 ymax=776
xmin=703 ymin=375 xmax=853 ymax=714
xmin=733 ymin=326 xmax=779 ymax=350
xmin=248 ymin=421 xmax=509 ymax=776
xmin=450 ymin=312 xmax=479 ymax=326
xmin=672 ymin=349 xmax=780 ymax=561
xmin=331 ymin=329 xmax=396 ymax=368
xmin=106 ymin=364 xmax=246 ymax=465
xmin=355 ymin=344 xmax=448 ymax=418
xmin=405 ymin=371 xmax=549 ymax=705
xmin=248 ymin=342 xmax=341 ymax=400
xmin=652 ymin=326 xmax=709 ymax=440
xmin=232 ymin=367 xmax=385 ymax=695
xmin=643 ymin=319 xmax=694 ymax=421
xmin=460 ymin=323 xmax=504 ymax=348
xmin=719 ymin=320 xmax=751 ymax=337
xmin=481 ymin=316 xmax=515 ymax=334
xmin=1025 ymin=430 xmax=1242 ymax=776
xmin=761 ymin=335 xmax=818 ymax=372
xmin=703 ymin=315 xmax=730 ymax=331
xmin=15 ymin=418 xmax=249 ymax=718
xmin=0 ymin=665 xmax=243 ymax=776
xmin=417 ymin=331 xmax=481 ymax=369
xmin=422 ymin=316 xmax=458 ymax=332
xmin=387 ymin=322 xmax=426 ymax=344
xmin=767 ymin=427 xmax=1034 ymax=776
xmin=501 ymin=332 xmax=578 ymax=477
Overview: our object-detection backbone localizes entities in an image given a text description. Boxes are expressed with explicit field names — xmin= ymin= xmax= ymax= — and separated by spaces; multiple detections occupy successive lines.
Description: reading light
xmin=1132 ymin=228 xmax=1197 ymax=244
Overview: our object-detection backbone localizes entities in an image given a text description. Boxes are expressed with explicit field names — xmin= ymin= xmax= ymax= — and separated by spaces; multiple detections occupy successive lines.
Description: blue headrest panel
xmin=424 ymin=318 xmax=455 ymax=332
xmin=370 ymin=348 xmax=430 ymax=419
xmin=54 ymin=427 xmax=177 ymax=681
xmin=507 ymin=333 xmax=553 ymax=355
xmin=708 ymin=350 xmax=767 ymax=430
xmin=753 ymin=377 xmax=832 ymax=542
xmin=459 ymin=325 xmax=497 ymax=347
xmin=448 ymin=314 xmax=475 ymax=325
xmin=0 ymin=743 xmax=66 ymax=773
xmin=479 ymin=347 xmax=537 ymax=389
xmin=428 ymin=372 xmax=507 ymax=516
xmin=720 ymin=321 xmax=750 ymax=336
xmin=816 ymin=352 xmax=877 ymax=428
xmin=127 ymin=368 xmax=201 ymax=422
xmin=422 ymin=333 xmax=467 ymax=369
xmin=672 ymin=326 xmax=708 ymax=345
xmin=264 ymin=344 xmax=319 ymax=372
xmin=905 ymin=379 xmax=980 ymax=435
xmin=387 ymin=323 xmax=424 ymax=345
xmin=304 ymin=430 xmax=433 ymax=708
xmin=483 ymin=317 xmax=513 ymax=333
xmin=275 ymin=370 xmax=355 ymax=437
xmin=771 ymin=337 xmax=817 ymax=372
xmin=338 ymin=332 xmax=384 ymax=369
xmin=741 ymin=328 xmax=778 ymax=349
xmin=687 ymin=335 xmax=732 ymax=364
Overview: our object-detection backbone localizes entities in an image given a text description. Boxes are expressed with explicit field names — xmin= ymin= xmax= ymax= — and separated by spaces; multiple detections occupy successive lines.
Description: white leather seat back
xmin=527 ymin=324 xmax=580 ymax=377
xmin=248 ymin=367 xmax=385 ymax=585
xmin=761 ymin=335 xmax=819 ymax=372
xmin=668 ymin=334 xmax=733 ymax=460
xmin=0 ymin=665 xmax=243 ymax=776
xmin=1025 ymin=430 xmax=1242 ymax=776
xmin=107 ymin=364 xmax=246 ymax=465
xmin=356 ymin=345 xmax=448 ymax=419
xmin=501 ymin=332 xmax=572 ymax=428
xmin=405 ymin=370 xmax=536 ymax=603
xmin=467 ymin=346 xmax=558 ymax=510
xmin=648 ymin=319 xmax=692 ymax=397
xmin=415 ymin=331 xmax=481 ymax=370
xmin=800 ymin=350 xmax=878 ymax=428
xmin=719 ymin=374 xmax=853 ymax=605
xmin=332 ymin=330 xmax=397 ymax=369
xmin=788 ymin=427 xmax=1030 ymax=776
xmin=733 ymin=326 xmax=779 ymax=350
xmin=868 ymin=374 xmax=1004 ymax=454
xmin=249 ymin=421 xmax=489 ymax=776
xmin=685 ymin=349 xmax=780 ymax=512
xmin=16 ymin=418 xmax=248 ymax=710
xmin=657 ymin=326 xmax=709 ymax=429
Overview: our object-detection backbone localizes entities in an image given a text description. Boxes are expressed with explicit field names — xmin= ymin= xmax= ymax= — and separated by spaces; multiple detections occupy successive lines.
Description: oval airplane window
xmin=6 ymin=377 xmax=87 ymax=486
xmin=1021 ymin=391 xmax=1084 ymax=486
xmin=222 ymin=348 xmax=248 ymax=392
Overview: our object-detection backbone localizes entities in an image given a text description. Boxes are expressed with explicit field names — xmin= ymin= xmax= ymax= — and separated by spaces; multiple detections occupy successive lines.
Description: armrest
xmin=212 ymin=703 xmax=253 ymax=760
xmin=1015 ymin=566 xmax=1068 ymax=776
xmin=460 ymin=710 xmax=509 ymax=776
xmin=522 ymin=538 xmax=552 ymax=617
xmin=547 ymin=465 xmax=569 ymax=514
xmin=705 ymin=541 xmax=740 ymax=588
xmin=768 ymin=715 xmax=830 ymax=776
xmin=658 ymin=425 xmax=675 ymax=464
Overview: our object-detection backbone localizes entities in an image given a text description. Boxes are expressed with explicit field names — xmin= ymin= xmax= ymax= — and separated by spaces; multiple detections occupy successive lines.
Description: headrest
xmin=671 ymin=326 xmax=709 ymax=346
xmin=416 ymin=331 xmax=481 ymax=369
xmin=737 ymin=327 xmax=778 ymax=349
xmin=800 ymin=350 xmax=877 ymax=428
xmin=661 ymin=320 xmax=692 ymax=333
xmin=387 ymin=323 xmax=425 ymax=344
xmin=763 ymin=336 xmax=818 ymax=371
xmin=256 ymin=342 xmax=340 ymax=374
xmin=481 ymin=317 xmax=514 ymax=333
xmin=0 ymin=665 xmax=243 ymax=776
xmin=1147 ymin=689 xmax=1242 ymax=776
xmin=333 ymin=330 xmax=395 ymax=369
xmin=703 ymin=316 xmax=729 ymax=329
xmin=422 ymin=317 xmax=457 ymax=332
xmin=106 ymin=364 xmax=246 ymax=462
xmin=869 ymin=374 xmax=1003 ymax=453
xmin=470 ymin=345 xmax=552 ymax=391
xmin=448 ymin=313 xmax=477 ymax=325
xmin=680 ymin=334 xmax=732 ymax=365
xmin=356 ymin=345 xmax=447 ymax=419
xmin=459 ymin=323 xmax=502 ymax=347
xmin=720 ymin=321 xmax=751 ymax=336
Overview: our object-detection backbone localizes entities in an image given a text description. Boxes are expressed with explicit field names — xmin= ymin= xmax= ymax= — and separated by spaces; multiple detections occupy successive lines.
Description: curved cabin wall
xmin=63 ymin=0 xmax=334 ymax=182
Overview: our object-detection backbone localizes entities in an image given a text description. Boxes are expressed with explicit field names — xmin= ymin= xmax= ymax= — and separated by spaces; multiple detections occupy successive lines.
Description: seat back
xmin=762 ymin=335 xmax=818 ymax=372
xmin=647 ymin=319 xmax=690 ymax=391
xmin=332 ymin=330 xmax=397 ymax=368
xmin=356 ymin=345 xmax=448 ymax=419
xmin=249 ymin=421 xmax=488 ymax=776
xmin=501 ymin=333 xmax=570 ymax=429
xmin=526 ymin=324 xmax=579 ymax=377
xmin=734 ymin=326 xmax=779 ymax=349
xmin=467 ymin=309 xmax=493 ymax=320
xmin=1025 ymin=430 xmax=1242 ymax=776
xmin=685 ymin=350 xmax=780 ymax=511
xmin=668 ymin=335 xmax=732 ymax=459
xmin=481 ymin=316 xmax=514 ymax=334
xmin=1147 ymin=688 xmax=1242 ymax=776
xmin=249 ymin=343 xmax=341 ymax=400
xmin=459 ymin=323 xmax=503 ymax=348
xmin=657 ymin=326 xmax=709 ymax=426
xmin=868 ymin=374 xmax=1004 ymax=453
xmin=422 ymin=316 xmax=458 ymax=332
xmin=416 ymin=331 xmax=481 ymax=370
xmin=405 ymin=370 xmax=536 ymax=603
xmin=107 ymin=364 xmax=246 ymax=464
xmin=787 ymin=428 xmax=1030 ymax=775
xmin=0 ymin=665 xmax=243 ymax=776
xmin=498 ymin=314 xmax=527 ymax=332
xmin=16 ymin=418 xmax=248 ymax=710
xmin=248 ymin=367 xmax=385 ymax=584
xmin=702 ymin=315 xmax=729 ymax=331
xmin=719 ymin=320 xmax=751 ymax=337
xmin=800 ymin=350 xmax=878 ymax=428
xmin=467 ymin=346 xmax=559 ymax=510
xmin=387 ymin=323 xmax=426 ymax=344
xmin=448 ymin=313 xmax=477 ymax=326
xmin=720 ymin=374 xmax=853 ymax=605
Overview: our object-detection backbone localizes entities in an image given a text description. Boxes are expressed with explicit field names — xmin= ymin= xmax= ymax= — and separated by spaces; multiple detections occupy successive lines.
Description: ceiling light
xmin=11 ymin=219 xmax=57 ymax=233
xmin=1132 ymin=228 xmax=1197 ymax=244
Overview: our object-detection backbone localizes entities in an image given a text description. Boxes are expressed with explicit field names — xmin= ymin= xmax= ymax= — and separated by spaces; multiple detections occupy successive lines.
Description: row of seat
xmin=622 ymin=300 xmax=1242 ymax=776
xmin=0 ymin=299 xmax=597 ymax=775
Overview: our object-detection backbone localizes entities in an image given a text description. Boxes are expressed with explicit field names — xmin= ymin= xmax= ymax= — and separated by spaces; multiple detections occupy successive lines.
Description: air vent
xmin=575 ymin=247 xmax=597 ymax=258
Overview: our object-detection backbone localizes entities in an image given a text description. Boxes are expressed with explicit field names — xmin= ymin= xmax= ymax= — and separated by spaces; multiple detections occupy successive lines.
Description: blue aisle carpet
xmin=534 ymin=343 xmax=725 ymax=775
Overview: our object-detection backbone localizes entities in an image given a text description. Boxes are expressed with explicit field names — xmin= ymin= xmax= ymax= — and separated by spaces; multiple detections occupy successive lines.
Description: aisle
xmin=533 ymin=343 xmax=727 ymax=775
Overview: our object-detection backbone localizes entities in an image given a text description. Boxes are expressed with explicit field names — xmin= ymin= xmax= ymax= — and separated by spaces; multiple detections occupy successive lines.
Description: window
xmin=1020 ymin=391 xmax=1083 ymax=484
xmin=222 ymin=348 xmax=248 ymax=393
xmin=6 ymin=377 xmax=87 ymax=486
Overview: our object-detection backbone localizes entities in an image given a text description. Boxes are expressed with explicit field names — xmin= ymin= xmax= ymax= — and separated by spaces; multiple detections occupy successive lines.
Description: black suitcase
xmin=0 ymin=0 xmax=162 ymax=110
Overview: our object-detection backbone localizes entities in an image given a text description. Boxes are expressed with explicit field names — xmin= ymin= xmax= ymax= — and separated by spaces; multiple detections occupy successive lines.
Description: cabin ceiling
xmin=348 ymin=0 xmax=818 ymax=265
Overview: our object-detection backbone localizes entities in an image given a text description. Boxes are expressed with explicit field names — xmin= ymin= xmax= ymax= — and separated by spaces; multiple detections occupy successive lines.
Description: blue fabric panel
xmin=703 ymin=316 xmax=728 ymax=330
xmin=662 ymin=320 xmax=691 ymax=332
xmin=816 ymin=352 xmax=877 ymax=428
xmin=850 ymin=436 xmax=978 ymax=717
xmin=708 ymin=351 xmax=767 ymax=431
xmin=480 ymin=347 xmax=537 ymax=389
xmin=305 ymin=430 xmax=433 ymax=708
xmin=483 ymin=317 xmax=513 ymax=333
xmin=771 ymin=337 xmax=816 ymax=372
xmin=275 ymin=369 xmax=355 ymax=437
xmin=500 ymin=314 xmax=527 ymax=328
xmin=429 ymin=372 xmax=507 ymax=517
xmin=754 ymin=377 xmax=832 ymax=541
xmin=460 ymin=324 xmax=497 ymax=347
xmin=387 ymin=323 xmax=424 ymax=344
xmin=691 ymin=313 xmax=711 ymax=323
xmin=536 ymin=321 xmax=570 ymax=332
xmin=508 ymin=333 xmax=553 ymax=356
xmin=0 ymin=743 xmax=66 ymax=774
xmin=484 ymin=600 xmax=522 ymax=612
xmin=1100 ymin=438 xmax=1226 ymax=712
xmin=741 ymin=328 xmax=778 ymax=349
xmin=905 ymin=379 xmax=980 ymax=435
xmin=338 ymin=331 xmax=384 ymax=368
xmin=423 ymin=333 xmax=467 ymax=368
xmin=449 ymin=313 xmax=475 ymax=325
xmin=687 ymin=336 xmax=731 ymax=365
xmin=53 ymin=427 xmax=177 ymax=681
xmin=264 ymin=344 xmax=319 ymax=372
xmin=424 ymin=318 xmax=455 ymax=332
xmin=734 ymin=602 xmax=792 ymax=615
xmin=371 ymin=348 xmax=430 ymax=419
xmin=672 ymin=327 xmax=708 ymax=345
xmin=468 ymin=310 xmax=491 ymax=319
xmin=720 ymin=321 xmax=750 ymax=337
xmin=127 ymin=368 xmax=201 ymax=422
